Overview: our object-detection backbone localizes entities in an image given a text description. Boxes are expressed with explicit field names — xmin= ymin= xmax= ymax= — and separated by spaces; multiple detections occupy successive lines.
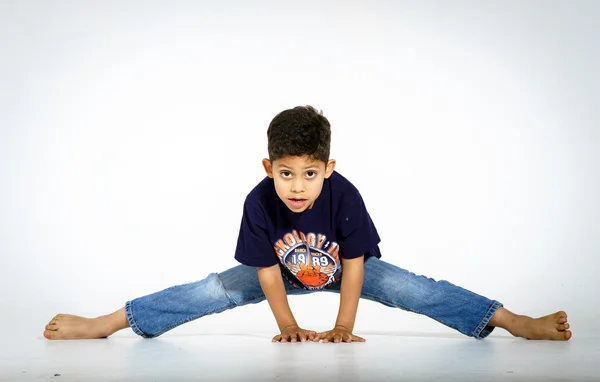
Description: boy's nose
xmin=291 ymin=180 xmax=304 ymax=193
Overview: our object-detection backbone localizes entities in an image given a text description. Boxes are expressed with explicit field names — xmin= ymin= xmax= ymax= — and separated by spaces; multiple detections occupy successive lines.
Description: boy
xmin=44 ymin=106 xmax=571 ymax=342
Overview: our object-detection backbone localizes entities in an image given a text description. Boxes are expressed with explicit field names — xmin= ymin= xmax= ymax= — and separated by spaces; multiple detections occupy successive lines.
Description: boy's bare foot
xmin=490 ymin=307 xmax=572 ymax=340
xmin=43 ymin=308 xmax=129 ymax=340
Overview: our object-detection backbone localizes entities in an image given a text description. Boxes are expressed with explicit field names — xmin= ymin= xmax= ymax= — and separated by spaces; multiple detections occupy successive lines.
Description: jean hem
xmin=125 ymin=300 xmax=150 ymax=338
xmin=472 ymin=300 xmax=503 ymax=339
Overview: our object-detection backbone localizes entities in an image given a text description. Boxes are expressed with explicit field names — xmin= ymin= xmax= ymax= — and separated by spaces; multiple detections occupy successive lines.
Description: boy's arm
xmin=257 ymin=264 xmax=316 ymax=342
xmin=315 ymin=255 xmax=366 ymax=343
xmin=335 ymin=255 xmax=365 ymax=330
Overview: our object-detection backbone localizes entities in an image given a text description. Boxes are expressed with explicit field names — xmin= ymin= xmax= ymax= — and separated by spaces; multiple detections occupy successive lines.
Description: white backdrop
xmin=1 ymin=1 xmax=598 ymax=338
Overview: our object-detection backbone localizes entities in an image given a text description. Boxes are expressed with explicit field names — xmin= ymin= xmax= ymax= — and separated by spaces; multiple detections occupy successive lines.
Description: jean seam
xmin=362 ymin=291 xmax=419 ymax=314
xmin=216 ymin=273 xmax=237 ymax=306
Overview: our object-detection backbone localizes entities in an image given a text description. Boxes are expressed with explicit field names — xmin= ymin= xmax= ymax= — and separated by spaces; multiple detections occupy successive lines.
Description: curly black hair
xmin=266 ymin=105 xmax=331 ymax=163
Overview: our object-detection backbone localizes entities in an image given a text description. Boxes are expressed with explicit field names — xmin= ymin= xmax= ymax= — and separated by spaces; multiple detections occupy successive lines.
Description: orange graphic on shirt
xmin=296 ymin=263 xmax=330 ymax=288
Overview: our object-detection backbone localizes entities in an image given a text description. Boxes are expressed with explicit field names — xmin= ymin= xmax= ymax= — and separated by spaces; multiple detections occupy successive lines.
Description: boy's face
xmin=262 ymin=155 xmax=336 ymax=213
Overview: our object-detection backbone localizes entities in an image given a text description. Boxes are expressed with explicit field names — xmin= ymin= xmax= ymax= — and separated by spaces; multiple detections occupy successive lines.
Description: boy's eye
xmin=281 ymin=171 xmax=292 ymax=178
xmin=306 ymin=171 xmax=316 ymax=178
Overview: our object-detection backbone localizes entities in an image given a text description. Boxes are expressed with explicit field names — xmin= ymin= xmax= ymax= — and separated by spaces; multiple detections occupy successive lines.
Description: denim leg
xmin=125 ymin=264 xmax=308 ymax=338
xmin=325 ymin=257 xmax=503 ymax=339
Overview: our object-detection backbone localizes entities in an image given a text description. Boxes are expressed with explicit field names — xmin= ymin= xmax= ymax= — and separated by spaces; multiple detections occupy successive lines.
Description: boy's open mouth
xmin=289 ymin=198 xmax=308 ymax=208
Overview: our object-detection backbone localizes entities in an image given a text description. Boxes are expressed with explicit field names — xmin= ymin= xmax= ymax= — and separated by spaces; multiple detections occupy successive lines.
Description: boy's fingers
xmin=353 ymin=335 xmax=366 ymax=342
xmin=309 ymin=330 xmax=364 ymax=344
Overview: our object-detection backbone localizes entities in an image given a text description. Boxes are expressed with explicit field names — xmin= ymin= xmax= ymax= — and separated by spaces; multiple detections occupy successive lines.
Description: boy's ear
xmin=262 ymin=158 xmax=274 ymax=178
xmin=324 ymin=159 xmax=336 ymax=179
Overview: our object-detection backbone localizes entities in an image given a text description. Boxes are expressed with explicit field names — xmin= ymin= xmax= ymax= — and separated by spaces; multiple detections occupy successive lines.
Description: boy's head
xmin=262 ymin=106 xmax=336 ymax=213
xmin=266 ymin=105 xmax=331 ymax=163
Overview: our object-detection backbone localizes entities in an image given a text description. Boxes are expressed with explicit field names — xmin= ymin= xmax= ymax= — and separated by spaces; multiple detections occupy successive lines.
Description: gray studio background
xmin=1 ymin=0 xmax=598 ymax=338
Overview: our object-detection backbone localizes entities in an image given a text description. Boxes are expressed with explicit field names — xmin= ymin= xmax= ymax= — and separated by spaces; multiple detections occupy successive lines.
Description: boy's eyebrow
xmin=276 ymin=164 xmax=320 ymax=170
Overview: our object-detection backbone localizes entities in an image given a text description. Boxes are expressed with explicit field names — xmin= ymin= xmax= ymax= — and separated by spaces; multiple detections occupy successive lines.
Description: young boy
xmin=44 ymin=106 xmax=571 ymax=343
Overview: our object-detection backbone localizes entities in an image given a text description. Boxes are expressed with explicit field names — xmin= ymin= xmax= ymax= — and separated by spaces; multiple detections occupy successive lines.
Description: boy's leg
xmin=44 ymin=264 xmax=303 ymax=340
xmin=125 ymin=265 xmax=268 ymax=338
xmin=358 ymin=256 xmax=502 ymax=339
xmin=326 ymin=257 xmax=570 ymax=340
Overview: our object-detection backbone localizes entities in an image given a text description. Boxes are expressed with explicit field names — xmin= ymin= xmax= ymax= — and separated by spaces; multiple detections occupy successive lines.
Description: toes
xmin=564 ymin=330 xmax=572 ymax=341
xmin=553 ymin=329 xmax=572 ymax=341
xmin=44 ymin=330 xmax=53 ymax=340
xmin=556 ymin=323 xmax=570 ymax=331
xmin=556 ymin=314 xmax=568 ymax=324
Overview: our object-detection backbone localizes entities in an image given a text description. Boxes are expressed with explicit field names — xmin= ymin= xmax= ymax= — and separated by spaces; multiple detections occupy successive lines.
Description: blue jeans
xmin=125 ymin=257 xmax=502 ymax=339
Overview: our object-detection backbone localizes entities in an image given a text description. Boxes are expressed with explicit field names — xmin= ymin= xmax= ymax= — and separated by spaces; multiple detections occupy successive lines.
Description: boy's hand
xmin=273 ymin=324 xmax=317 ymax=343
xmin=314 ymin=325 xmax=366 ymax=343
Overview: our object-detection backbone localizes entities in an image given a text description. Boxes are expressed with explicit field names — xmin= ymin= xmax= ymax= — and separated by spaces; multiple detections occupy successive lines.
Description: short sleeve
xmin=337 ymin=192 xmax=381 ymax=260
xmin=234 ymin=198 xmax=279 ymax=267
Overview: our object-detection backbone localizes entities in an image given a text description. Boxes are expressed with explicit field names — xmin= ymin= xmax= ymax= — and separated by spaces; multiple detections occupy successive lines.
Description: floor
xmin=2 ymin=329 xmax=598 ymax=382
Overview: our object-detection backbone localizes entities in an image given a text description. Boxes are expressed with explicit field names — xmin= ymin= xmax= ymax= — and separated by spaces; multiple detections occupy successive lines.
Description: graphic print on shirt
xmin=274 ymin=230 xmax=340 ymax=290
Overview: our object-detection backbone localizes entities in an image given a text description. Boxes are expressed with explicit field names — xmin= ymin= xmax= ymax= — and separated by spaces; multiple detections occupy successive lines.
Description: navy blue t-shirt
xmin=234 ymin=171 xmax=381 ymax=290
